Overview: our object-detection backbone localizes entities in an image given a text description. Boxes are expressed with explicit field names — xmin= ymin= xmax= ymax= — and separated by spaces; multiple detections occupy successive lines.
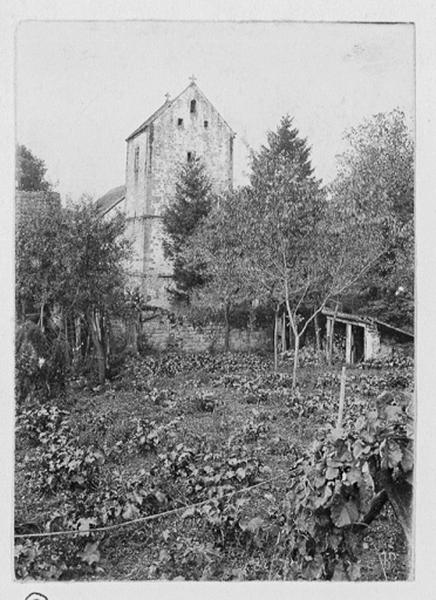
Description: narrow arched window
xmin=190 ymin=99 xmax=196 ymax=113
xmin=134 ymin=147 xmax=140 ymax=180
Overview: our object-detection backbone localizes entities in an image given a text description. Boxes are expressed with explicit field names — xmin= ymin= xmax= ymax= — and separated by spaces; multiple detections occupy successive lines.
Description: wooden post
xmin=345 ymin=323 xmax=353 ymax=364
xmin=336 ymin=366 xmax=347 ymax=431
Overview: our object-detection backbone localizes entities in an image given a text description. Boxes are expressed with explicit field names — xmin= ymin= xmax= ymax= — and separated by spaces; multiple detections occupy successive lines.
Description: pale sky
xmin=16 ymin=21 xmax=414 ymax=202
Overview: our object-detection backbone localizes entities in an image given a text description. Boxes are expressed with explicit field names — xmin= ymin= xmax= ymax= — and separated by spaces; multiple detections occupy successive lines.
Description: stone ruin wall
xmin=112 ymin=312 xmax=270 ymax=355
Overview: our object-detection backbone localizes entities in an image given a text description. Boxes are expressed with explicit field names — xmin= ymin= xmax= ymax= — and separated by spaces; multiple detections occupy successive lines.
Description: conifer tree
xmin=162 ymin=155 xmax=213 ymax=298
xmin=250 ymin=115 xmax=315 ymax=191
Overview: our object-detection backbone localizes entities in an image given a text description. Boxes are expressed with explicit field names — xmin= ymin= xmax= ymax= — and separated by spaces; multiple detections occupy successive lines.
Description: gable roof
xmin=126 ymin=81 xmax=235 ymax=142
xmin=96 ymin=184 xmax=126 ymax=216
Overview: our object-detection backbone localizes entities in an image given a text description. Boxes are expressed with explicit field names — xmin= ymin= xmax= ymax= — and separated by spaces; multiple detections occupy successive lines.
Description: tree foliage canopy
xmin=16 ymin=198 xmax=130 ymax=317
xmin=250 ymin=115 xmax=315 ymax=191
xmin=330 ymin=109 xmax=414 ymax=328
xmin=16 ymin=144 xmax=52 ymax=192
xmin=181 ymin=115 xmax=395 ymax=382
xmin=16 ymin=195 xmax=131 ymax=383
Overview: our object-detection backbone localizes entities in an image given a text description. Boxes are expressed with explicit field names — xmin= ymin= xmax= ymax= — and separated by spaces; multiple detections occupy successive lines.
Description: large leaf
xmin=76 ymin=517 xmax=96 ymax=536
xmin=380 ymin=439 xmax=403 ymax=470
xmin=401 ymin=444 xmax=414 ymax=473
xmin=79 ymin=541 xmax=100 ymax=566
xmin=122 ymin=502 xmax=140 ymax=520
xmin=240 ymin=516 xmax=264 ymax=533
xmin=331 ymin=498 xmax=359 ymax=527
xmin=332 ymin=560 xmax=347 ymax=580
xmin=358 ymin=464 xmax=375 ymax=513
xmin=325 ymin=466 xmax=340 ymax=480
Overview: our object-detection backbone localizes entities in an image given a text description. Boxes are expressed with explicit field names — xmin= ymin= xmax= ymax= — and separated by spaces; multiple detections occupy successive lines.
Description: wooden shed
xmin=322 ymin=308 xmax=413 ymax=364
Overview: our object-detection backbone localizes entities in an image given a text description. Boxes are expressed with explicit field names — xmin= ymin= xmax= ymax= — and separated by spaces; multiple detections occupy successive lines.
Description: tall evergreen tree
xmin=250 ymin=115 xmax=315 ymax=191
xmin=162 ymin=155 xmax=213 ymax=298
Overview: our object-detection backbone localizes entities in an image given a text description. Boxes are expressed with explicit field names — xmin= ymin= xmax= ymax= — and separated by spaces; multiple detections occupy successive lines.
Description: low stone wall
xmin=140 ymin=313 xmax=269 ymax=353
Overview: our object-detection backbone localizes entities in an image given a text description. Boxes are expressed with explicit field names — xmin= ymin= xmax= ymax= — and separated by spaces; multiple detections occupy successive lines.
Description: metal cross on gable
xmin=189 ymin=74 xmax=197 ymax=84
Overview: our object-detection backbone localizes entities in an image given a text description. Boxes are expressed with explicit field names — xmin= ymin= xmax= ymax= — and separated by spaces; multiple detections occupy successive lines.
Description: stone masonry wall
xmin=140 ymin=313 xmax=269 ymax=354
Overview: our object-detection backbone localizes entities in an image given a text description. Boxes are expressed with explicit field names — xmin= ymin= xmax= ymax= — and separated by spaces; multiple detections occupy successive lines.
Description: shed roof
xmin=321 ymin=308 xmax=414 ymax=340
xmin=95 ymin=185 xmax=126 ymax=216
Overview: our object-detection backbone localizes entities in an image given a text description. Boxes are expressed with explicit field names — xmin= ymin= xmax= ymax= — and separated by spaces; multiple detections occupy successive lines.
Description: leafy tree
xmin=181 ymin=188 xmax=255 ymax=350
xmin=162 ymin=155 xmax=213 ymax=298
xmin=330 ymin=109 xmax=414 ymax=328
xmin=245 ymin=118 xmax=387 ymax=386
xmin=16 ymin=195 xmax=65 ymax=326
xmin=16 ymin=197 xmax=131 ymax=384
xmin=59 ymin=200 xmax=131 ymax=383
xmin=16 ymin=144 xmax=52 ymax=192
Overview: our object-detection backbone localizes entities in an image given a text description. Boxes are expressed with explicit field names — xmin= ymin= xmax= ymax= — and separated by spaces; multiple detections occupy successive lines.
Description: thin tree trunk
xmin=39 ymin=300 xmax=45 ymax=332
xmin=292 ymin=333 xmax=300 ymax=390
xmin=281 ymin=312 xmax=286 ymax=353
xmin=87 ymin=310 xmax=106 ymax=384
xmin=327 ymin=302 xmax=339 ymax=365
xmin=282 ymin=283 xmax=300 ymax=389
xmin=74 ymin=317 xmax=81 ymax=367
xmin=273 ymin=306 xmax=279 ymax=372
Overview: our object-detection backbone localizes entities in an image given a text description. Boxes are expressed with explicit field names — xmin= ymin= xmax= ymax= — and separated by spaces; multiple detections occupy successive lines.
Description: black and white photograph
xmin=11 ymin=14 xmax=419 ymax=589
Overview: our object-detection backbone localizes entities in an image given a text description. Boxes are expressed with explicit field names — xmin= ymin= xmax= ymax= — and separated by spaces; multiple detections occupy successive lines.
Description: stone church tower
xmin=123 ymin=77 xmax=235 ymax=307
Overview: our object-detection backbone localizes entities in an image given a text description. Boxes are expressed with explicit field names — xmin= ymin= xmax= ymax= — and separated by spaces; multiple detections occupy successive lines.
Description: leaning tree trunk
xmin=87 ymin=309 xmax=106 ymax=385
